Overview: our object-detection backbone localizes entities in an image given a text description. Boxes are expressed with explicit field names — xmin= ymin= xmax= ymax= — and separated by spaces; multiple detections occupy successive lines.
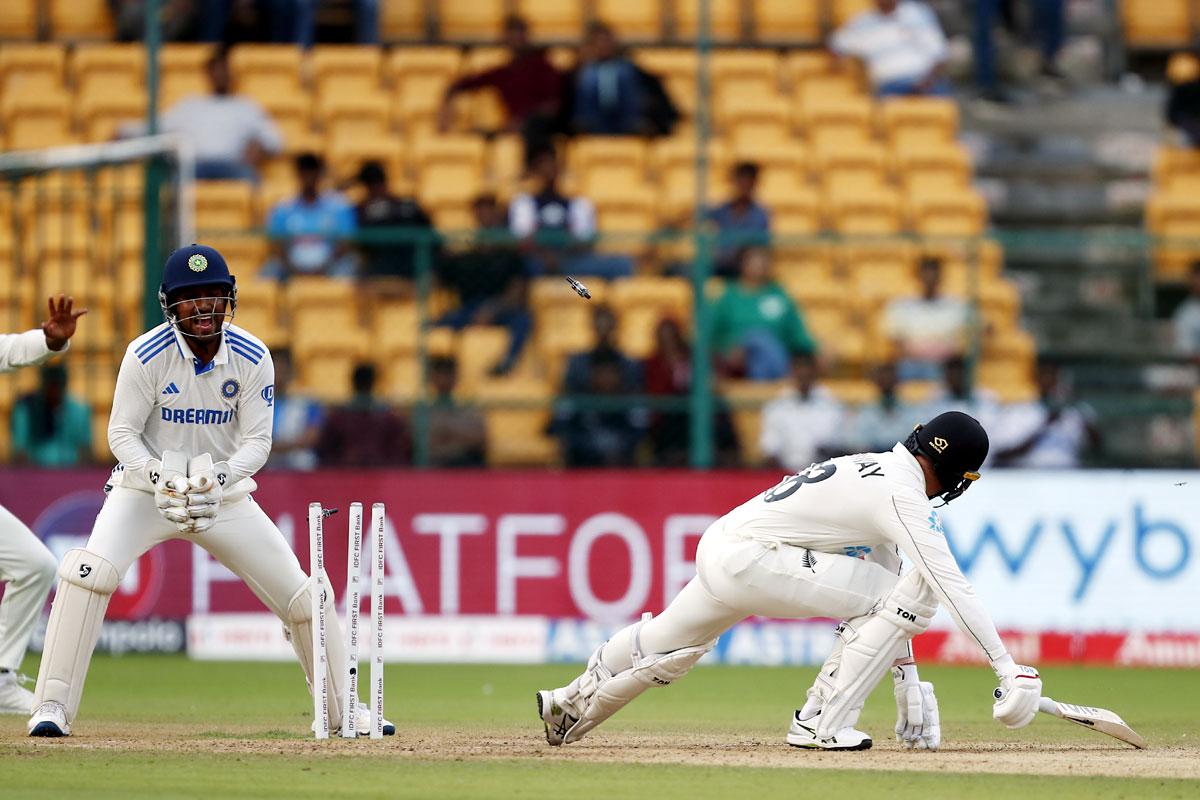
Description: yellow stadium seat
xmin=381 ymin=0 xmax=426 ymax=41
xmin=752 ymin=0 xmax=821 ymax=42
xmin=0 ymin=45 xmax=66 ymax=95
xmin=595 ymin=0 xmax=663 ymax=41
xmin=79 ymin=94 xmax=148 ymax=143
xmin=49 ymin=0 xmax=114 ymax=39
xmin=633 ymin=48 xmax=699 ymax=115
xmin=516 ymin=0 xmax=584 ymax=41
xmin=202 ymin=236 xmax=270 ymax=274
xmin=829 ymin=0 xmax=875 ymax=27
xmin=908 ymin=188 xmax=988 ymax=237
xmin=716 ymin=93 xmax=792 ymax=140
xmin=711 ymin=50 xmax=780 ymax=96
xmin=673 ymin=0 xmax=742 ymax=41
xmin=387 ymin=46 xmax=461 ymax=82
xmin=311 ymin=46 xmax=383 ymax=97
xmin=881 ymin=97 xmax=959 ymax=143
xmin=608 ymin=276 xmax=692 ymax=322
xmin=1152 ymin=146 xmax=1200 ymax=190
xmin=797 ymin=94 xmax=874 ymax=138
xmin=316 ymin=92 xmax=391 ymax=140
xmin=783 ymin=51 xmax=836 ymax=90
xmin=1 ymin=91 xmax=75 ymax=150
xmin=440 ymin=0 xmax=506 ymax=40
xmin=391 ymin=73 xmax=455 ymax=131
xmin=326 ymin=136 xmax=407 ymax=187
xmin=828 ymin=186 xmax=902 ymax=236
xmin=230 ymin=46 xmax=303 ymax=99
xmin=894 ymin=142 xmax=972 ymax=193
xmin=255 ymin=95 xmax=314 ymax=154
xmin=1121 ymin=0 xmax=1192 ymax=48
xmin=453 ymin=326 xmax=511 ymax=392
xmin=156 ymin=43 xmax=213 ymax=107
xmin=796 ymin=73 xmax=864 ymax=106
xmin=486 ymin=404 xmax=558 ymax=466
xmin=160 ymin=72 xmax=211 ymax=109
xmin=842 ymin=240 xmax=918 ymax=303
xmin=159 ymin=43 xmax=214 ymax=74
xmin=570 ymin=136 xmax=649 ymax=190
xmin=412 ymin=136 xmax=487 ymax=206
xmin=72 ymin=45 xmax=144 ymax=87
xmin=194 ymin=182 xmax=255 ymax=233
xmin=487 ymin=133 xmax=527 ymax=192
xmin=731 ymin=129 xmax=807 ymax=175
xmin=765 ymin=183 xmax=823 ymax=236
xmin=0 ymin=0 xmax=38 ymax=38
xmin=371 ymin=299 xmax=421 ymax=357
xmin=721 ymin=379 xmax=789 ymax=465
xmin=591 ymin=183 xmax=657 ymax=235
xmin=813 ymin=139 xmax=889 ymax=194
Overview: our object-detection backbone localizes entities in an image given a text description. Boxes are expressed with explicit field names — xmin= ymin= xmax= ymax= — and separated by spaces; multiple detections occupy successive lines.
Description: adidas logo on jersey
xmin=161 ymin=383 xmax=180 ymax=395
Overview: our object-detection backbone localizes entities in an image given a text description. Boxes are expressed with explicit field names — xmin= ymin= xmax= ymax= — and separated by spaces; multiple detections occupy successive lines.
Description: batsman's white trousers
xmin=0 ymin=505 xmax=57 ymax=671
xmin=84 ymin=487 xmax=307 ymax=619
xmin=608 ymin=519 xmax=902 ymax=671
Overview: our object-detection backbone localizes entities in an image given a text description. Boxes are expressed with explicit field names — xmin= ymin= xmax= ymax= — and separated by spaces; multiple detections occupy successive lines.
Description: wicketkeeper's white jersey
xmin=718 ymin=443 xmax=1007 ymax=662
xmin=106 ymin=322 xmax=274 ymax=498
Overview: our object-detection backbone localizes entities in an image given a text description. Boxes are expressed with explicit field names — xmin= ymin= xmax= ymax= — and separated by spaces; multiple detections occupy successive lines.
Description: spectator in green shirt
xmin=711 ymin=246 xmax=816 ymax=380
xmin=11 ymin=364 xmax=92 ymax=467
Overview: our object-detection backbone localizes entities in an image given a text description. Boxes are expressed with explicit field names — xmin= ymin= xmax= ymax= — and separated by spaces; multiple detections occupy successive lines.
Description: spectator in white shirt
xmin=846 ymin=361 xmax=920 ymax=453
xmin=508 ymin=147 xmax=632 ymax=278
xmin=1172 ymin=261 xmax=1200 ymax=362
xmin=830 ymin=0 xmax=951 ymax=97
xmin=759 ymin=353 xmax=845 ymax=471
xmin=995 ymin=359 xmax=1100 ymax=469
xmin=922 ymin=356 xmax=1001 ymax=464
xmin=128 ymin=47 xmax=282 ymax=182
xmin=884 ymin=256 xmax=971 ymax=381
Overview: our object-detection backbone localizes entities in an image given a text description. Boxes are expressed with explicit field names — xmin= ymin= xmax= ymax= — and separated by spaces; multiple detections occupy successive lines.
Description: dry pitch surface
xmin=2 ymin=656 xmax=1197 ymax=798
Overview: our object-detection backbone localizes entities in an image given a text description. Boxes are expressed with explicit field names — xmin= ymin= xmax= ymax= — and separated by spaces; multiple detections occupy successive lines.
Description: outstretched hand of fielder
xmin=42 ymin=295 xmax=88 ymax=351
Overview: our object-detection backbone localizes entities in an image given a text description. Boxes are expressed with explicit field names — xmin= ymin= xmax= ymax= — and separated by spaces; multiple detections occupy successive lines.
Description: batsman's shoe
xmin=0 ymin=671 xmax=35 ymax=714
xmin=537 ymin=689 xmax=578 ymax=746
xmin=356 ymin=702 xmax=396 ymax=736
xmin=28 ymin=701 xmax=71 ymax=737
xmin=786 ymin=709 xmax=872 ymax=751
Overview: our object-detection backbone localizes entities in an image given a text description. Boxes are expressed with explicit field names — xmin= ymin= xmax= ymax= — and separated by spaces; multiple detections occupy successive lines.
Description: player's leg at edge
xmin=785 ymin=623 xmax=879 ymax=751
xmin=28 ymin=549 xmax=120 ymax=737
xmin=537 ymin=611 xmax=717 ymax=746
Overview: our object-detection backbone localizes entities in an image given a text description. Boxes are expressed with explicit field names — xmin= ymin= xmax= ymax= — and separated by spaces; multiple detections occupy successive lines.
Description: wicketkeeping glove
xmin=893 ymin=664 xmax=941 ymax=750
xmin=184 ymin=455 xmax=227 ymax=533
xmin=992 ymin=657 xmax=1042 ymax=729
xmin=151 ymin=451 xmax=192 ymax=532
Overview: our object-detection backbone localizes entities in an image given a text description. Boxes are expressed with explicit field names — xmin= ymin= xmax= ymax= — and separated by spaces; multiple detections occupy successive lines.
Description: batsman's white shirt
xmin=106 ymin=322 xmax=274 ymax=497
xmin=717 ymin=444 xmax=1007 ymax=662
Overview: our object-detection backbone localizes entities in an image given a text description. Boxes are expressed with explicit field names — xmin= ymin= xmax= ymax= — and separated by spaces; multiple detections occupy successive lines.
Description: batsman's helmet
xmin=158 ymin=244 xmax=237 ymax=336
xmin=904 ymin=411 xmax=989 ymax=505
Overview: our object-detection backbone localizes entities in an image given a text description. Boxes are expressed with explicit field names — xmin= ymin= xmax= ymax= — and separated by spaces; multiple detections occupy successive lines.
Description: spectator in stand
xmin=200 ymin=0 xmax=378 ymax=45
xmin=642 ymin=318 xmax=739 ymax=467
xmin=122 ymin=46 xmax=281 ymax=181
xmin=316 ymin=363 xmax=409 ymax=467
xmin=883 ymin=255 xmax=970 ymax=381
xmin=427 ymin=356 xmax=486 ymax=468
xmin=705 ymin=162 xmax=771 ymax=279
xmin=10 ymin=364 xmax=91 ymax=467
xmin=262 ymin=153 xmax=358 ymax=281
xmin=846 ymin=361 xmax=918 ymax=454
xmin=974 ymin=0 xmax=1065 ymax=104
xmin=829 ymin=0 xmax=950 ymax=97
xmin=549 ymin=349 xmax=647 ymax=467
xmin=563 ymin=305 xmax=641 ymax=394
xmin=439 ymin=15 xmax=564 ymax=154
xmin=711 ymin=246 xmax=816 ymax=381
xmin=923 ymin=356 xmax=1001 ymax=446
xmin=574 ymin=22 xmax=643 ymax=136
xmin=111 ymin=0 xmax=197 ymax=41
xmin=436 ymin=194 xmax=532 ymax=375
xmin=995 ymin=358 xmax=1100 ymax=468
xmin=355 ymin=161 xmax=435 ymax=287
xmin=509 ymin=147 xmax=633 ymax=278
xmin=1173 ymin=262 xmax=1200 ymax=361
xmin=759 ymin=353 xmax=844 ymax=471
xmin=265 ymin=349 xmax=323 ymax=471
xmin=1167 ymin=55 xmax=1200 ymax=148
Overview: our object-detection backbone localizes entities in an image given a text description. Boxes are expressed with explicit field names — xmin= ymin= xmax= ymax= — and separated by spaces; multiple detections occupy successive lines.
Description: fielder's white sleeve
xmin=107 ymin=345 xmax=158 ymax=472
xmin=223 ymin=350 xmax=274 ymax=485
xmin=0 ymin=329 xmax=63 ymax=372
xmin=878 ymin=488 xmax=1008 ymax=664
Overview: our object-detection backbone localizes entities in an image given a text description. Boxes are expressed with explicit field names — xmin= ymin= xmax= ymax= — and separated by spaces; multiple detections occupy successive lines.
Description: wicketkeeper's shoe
xmin=0 ymin=670 xmax=35 ymax=714
xmin=27 ymin=701 xmax=70 ymax=737
xmin=786 ymin=709 xmax=872 ymax=751
xmin=537 ymin=689 xmax=578 ymax=746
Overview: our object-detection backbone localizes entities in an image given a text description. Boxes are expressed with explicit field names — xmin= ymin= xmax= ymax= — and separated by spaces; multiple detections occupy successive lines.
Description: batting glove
xmin=992 ymin=656 xmax=1042 ymax=729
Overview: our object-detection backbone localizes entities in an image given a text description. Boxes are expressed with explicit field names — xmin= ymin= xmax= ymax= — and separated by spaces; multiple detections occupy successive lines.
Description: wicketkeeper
xmin=28 ymin=244 xmax=392 ymax=737
xmin=538 ymin=411 xmax=1043 ymax=750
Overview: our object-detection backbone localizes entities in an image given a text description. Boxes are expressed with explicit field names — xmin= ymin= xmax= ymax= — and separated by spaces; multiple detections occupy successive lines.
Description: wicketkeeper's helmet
xmin=158 ymin=243 xmax=237 ymax=337
xmin=904 ymin=411 xmax=989 ymax=505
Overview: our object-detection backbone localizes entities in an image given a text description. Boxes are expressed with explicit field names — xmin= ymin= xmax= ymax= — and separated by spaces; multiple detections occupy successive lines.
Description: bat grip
xmin=1037 ymin=697 xmax=1061 ymax=716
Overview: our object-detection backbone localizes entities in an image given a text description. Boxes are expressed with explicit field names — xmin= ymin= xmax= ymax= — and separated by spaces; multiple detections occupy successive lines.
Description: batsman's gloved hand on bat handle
xmin=893 ymin=663 xmax=941 ymax=750
xmin=991 ymin=655 xmax=1042 ymax=729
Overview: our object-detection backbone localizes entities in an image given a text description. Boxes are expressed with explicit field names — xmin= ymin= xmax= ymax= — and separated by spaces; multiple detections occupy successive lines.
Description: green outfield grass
xmin=1 ymin=655 xmax=1197 ymax=799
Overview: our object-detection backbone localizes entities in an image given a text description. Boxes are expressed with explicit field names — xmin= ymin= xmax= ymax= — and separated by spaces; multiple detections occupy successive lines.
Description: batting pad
xmin=816 ymin=572 xmax=938 ymax=738
xmin=285 ymin=582 xmax=347 ymax=731
xmin=33 ymin=549 xmax=119 ymax=722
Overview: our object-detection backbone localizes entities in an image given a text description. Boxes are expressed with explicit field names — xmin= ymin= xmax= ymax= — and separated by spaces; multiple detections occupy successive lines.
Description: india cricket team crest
xmin=221 ymin=378 xmax=240 ymax=399
xmin=188 ymin=253 xmax=208 ymax=272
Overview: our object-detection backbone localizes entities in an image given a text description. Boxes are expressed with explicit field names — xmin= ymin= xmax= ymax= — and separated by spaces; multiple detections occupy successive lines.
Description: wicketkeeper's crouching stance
xmin=28 ymin=244 xmax=392 ymax=737
xmin=539 ymin=412 xmax=1043 ymax=750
